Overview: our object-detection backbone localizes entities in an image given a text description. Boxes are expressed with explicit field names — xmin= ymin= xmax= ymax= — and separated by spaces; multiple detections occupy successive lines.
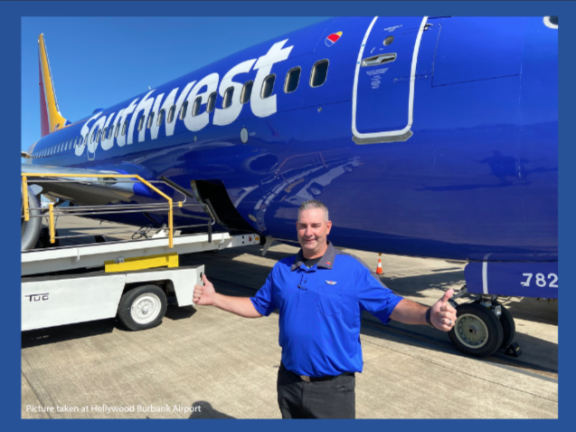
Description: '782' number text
xmin=521 ymin=273 xmax=558 ymax=288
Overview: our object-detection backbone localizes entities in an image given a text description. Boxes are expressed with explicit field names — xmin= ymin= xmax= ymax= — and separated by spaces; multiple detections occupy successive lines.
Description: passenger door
xmin=352 ymin=16 xmax=433 ymax=144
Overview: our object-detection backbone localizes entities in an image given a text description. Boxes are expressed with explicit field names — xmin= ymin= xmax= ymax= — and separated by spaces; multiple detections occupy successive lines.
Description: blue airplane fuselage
xmin=26 ymin=16 xmax=558 ymax=264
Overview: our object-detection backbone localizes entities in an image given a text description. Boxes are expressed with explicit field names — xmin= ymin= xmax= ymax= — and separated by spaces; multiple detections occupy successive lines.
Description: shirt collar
xmin=291 ymin=241 xmax=335 ymax=271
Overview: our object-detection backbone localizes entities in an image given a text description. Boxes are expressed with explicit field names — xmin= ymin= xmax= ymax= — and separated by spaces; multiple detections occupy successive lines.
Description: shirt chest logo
xmin=325 ymin=280 xmax=337 ymax=285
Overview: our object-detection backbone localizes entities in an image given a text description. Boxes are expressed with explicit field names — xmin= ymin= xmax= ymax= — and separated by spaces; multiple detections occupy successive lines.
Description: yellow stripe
xmin=105 ymin=253 xmax=179 ymax=273
xmin=38 ymin=34 xmax=67 ymax=133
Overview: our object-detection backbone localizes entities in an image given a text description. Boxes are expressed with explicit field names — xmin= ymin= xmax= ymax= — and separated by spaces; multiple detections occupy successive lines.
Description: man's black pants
xmin=277 ymin=363 xmax=355 ymax=419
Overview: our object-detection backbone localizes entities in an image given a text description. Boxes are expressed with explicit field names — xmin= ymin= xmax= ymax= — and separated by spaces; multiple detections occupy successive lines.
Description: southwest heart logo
xmin=325 ymin=280 xmax=337 ymax=285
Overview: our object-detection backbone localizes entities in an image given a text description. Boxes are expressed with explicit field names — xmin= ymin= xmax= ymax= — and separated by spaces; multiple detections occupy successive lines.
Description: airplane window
xmin=147 ymin=112 xmax=154 ymax=129
xmin=122 ymin=121 xmax=128 ymax=136
xmin=241 ymin=81 xmax=253 ymax=104
xmin=192 ymin=97 xmax=201 ymax=117
xmin=107 ymin=126 xmax=113 ymax=139
xmin=222 ymin=87 xmax=234 ymax=109
xmin=310 ymin=59 xmax=329 ymax=88
xmin=179 ymin=101 xmax=188 ymax=120
xmin=207 ymin=92 xmax=216 ymax=113
xmin=102 ymin=127 xmax=107 ymax=140
xmin=261 ymin=75 xmax=276 ymax=99
xmin=157 ymin=109 xmax=165 ymax=126
xmin=96 ymin=129 xmax=102 ymax=143
xmin=284 ymin=67 xmax=301 ymax=93
xmin=115 ymin=123 xmax=120 ymax=138
xmin=167 ymin=105 xmax=176 ymax=123
xmin=137 ymin=115 xmax=145 ymax=132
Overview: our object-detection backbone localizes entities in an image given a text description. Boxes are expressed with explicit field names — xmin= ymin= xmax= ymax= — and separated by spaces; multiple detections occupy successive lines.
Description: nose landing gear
xmin=448 ymin=292 xmax=520 ymax=358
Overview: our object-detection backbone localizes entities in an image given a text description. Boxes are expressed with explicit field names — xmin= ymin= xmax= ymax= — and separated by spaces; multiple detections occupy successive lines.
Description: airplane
xmin=21 ymin=16 xmax=558 ymax=358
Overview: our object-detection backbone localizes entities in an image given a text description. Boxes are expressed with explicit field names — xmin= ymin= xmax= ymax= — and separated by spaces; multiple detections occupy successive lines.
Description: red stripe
xmin=327 ymin=34 xmax=340 ymax=43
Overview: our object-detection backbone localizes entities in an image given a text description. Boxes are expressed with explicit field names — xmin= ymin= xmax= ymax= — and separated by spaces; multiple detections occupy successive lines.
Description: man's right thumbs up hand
xmin=193 ymin=274 xmax=216 ymax=306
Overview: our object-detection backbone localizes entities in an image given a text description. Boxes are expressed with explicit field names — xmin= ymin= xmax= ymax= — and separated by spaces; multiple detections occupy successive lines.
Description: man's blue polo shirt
xmin=250 ymin=242 xmax=403 ymax=377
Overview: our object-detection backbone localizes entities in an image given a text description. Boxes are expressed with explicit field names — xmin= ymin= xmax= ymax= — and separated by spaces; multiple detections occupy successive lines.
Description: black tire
xmin=495 ymin=302 xmax=516 ymax=350
xmin=448 ymin=302 xmax=504 ymax=357
xmin=117 ymin=284 xmax=167 ymax=331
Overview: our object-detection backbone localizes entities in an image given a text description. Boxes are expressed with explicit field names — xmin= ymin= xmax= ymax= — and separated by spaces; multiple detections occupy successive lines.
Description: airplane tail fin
xmin=38 ymin=34 xmax=68 ymax=136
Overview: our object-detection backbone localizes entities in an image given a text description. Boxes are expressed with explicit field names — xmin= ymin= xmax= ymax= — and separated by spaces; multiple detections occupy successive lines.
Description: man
xmin=193 ymin=200 xmax=457 ymax=419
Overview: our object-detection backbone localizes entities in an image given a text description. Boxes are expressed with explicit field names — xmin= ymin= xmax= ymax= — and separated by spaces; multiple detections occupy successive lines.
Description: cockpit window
xmin=544 ymin=16 xmax=558 ymax=29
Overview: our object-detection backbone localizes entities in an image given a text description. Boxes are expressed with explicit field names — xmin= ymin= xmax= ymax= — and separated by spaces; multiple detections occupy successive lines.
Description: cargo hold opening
xmin=192 ymin=180 xmax=257 ymax=234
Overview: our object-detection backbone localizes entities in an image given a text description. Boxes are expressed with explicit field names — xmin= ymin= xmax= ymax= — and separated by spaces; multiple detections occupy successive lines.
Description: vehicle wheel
xmin=494 ymin=302 xmax=516 ymax=350
xmin=448 ymin=302 xmax=504 ymax=357
xmin=117 ymin=284 xmax=167 ymax=331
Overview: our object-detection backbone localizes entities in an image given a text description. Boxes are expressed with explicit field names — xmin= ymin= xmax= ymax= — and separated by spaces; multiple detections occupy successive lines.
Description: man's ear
xmin=326 ymin=220 xmax=332 ymax=234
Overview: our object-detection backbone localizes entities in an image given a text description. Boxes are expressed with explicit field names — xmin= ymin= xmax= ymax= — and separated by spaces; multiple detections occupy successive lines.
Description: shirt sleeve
xmin=357 ymin=265 xmax=403 ymax=324
xmin=250 ymin=268 xmax=277 ymax=317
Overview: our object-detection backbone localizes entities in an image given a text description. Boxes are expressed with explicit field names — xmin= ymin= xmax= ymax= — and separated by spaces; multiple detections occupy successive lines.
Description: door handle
xmin=361 ymin=53 xmax=397 ymax=67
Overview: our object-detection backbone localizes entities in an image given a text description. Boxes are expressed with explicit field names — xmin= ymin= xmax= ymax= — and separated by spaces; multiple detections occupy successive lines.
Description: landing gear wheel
xmin=494 ymin=302 xmax=516 ymax=350
xmin=117 ymin=284 xmax=167 ymax=331
xmin=448 ymin=302 xmax=504 ymax=357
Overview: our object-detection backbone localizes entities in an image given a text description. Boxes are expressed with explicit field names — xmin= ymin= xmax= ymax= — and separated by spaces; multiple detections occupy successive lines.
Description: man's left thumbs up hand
xmin=430 ymin=289 xmax=457 ymax=331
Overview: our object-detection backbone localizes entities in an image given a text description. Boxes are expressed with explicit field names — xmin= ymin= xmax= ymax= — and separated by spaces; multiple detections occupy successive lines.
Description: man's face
xmin=296 ymin=208 xmax=332 ymax=258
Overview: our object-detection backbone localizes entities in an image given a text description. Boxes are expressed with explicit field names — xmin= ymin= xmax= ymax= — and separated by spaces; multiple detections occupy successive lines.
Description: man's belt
xmin=282 ymin=363 xmax=354 ymax=382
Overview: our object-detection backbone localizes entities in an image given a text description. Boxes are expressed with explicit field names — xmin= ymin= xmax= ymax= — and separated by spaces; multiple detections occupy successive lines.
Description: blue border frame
xmin=3 ymin=1 xmax=572 ymax=429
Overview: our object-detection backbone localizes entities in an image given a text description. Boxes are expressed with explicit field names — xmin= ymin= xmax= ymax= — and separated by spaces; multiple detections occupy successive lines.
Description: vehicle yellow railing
xmin=21 ymin=173 xmax=183 ymax=248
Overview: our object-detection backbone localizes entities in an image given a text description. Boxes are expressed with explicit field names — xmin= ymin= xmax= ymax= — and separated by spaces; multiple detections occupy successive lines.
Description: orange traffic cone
xmin=376 ymin=255 xmax=383 ymax=275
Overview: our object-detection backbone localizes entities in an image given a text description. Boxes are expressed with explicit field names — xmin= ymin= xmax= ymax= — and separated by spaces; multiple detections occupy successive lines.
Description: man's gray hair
xmin=298 ymin=200 xmax=329 ymax=221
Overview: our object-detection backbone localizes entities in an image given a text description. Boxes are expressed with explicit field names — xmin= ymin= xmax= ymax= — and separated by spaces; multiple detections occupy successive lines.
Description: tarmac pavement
xmin=21 ymin=219 xmax=558 ymax=419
